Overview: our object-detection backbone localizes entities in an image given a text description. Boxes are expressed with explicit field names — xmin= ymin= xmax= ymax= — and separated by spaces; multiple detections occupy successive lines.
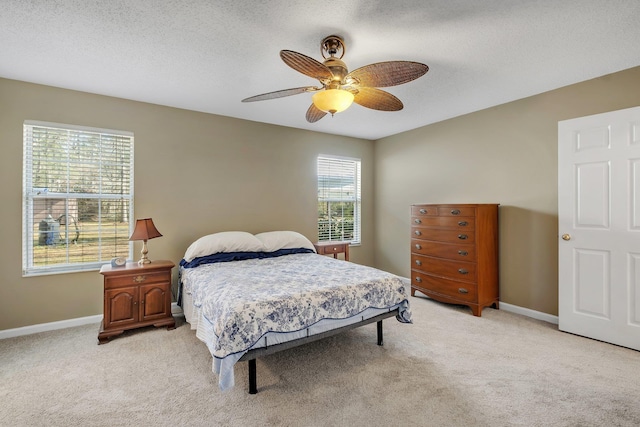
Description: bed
xmin=178 ymin=230 xmax=412 ymax=394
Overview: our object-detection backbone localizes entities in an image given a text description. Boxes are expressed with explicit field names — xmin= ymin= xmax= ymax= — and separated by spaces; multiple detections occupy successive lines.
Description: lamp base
xmin=137 ymin=241 xmax=152 ymax=265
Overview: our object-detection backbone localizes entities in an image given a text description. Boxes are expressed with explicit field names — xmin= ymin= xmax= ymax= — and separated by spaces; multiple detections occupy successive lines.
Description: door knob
xmin=561 ymin=234 xmax=571 ymax=241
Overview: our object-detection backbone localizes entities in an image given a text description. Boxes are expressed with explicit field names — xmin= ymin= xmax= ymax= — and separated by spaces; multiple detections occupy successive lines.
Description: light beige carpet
xmin=1 ymin=295 xmax=639 ymax=427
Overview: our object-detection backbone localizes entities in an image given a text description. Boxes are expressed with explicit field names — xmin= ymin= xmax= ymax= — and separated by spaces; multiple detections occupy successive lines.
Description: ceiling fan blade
xmin=280 ymin=50 xmax=333 ymax=82
xmin=241 ymin=87 xmax=315 ymax=102
xmin=353 ymin=87 xmax=404 ymax=111
xmin=347 ymin=61 xmax=428 ymax=88
xmin=306 ymin=104 xmax=327 ymax=123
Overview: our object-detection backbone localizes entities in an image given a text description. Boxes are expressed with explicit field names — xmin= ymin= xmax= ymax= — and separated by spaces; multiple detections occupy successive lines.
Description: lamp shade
xmin=312 ymin=89 xmax=354 ymax=115
xmin=129 ymin=218 xmax=162 ymax=241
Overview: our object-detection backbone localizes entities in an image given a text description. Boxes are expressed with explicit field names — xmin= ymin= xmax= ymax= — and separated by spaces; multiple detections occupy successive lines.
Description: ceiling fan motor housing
xmin=323 ymin=57 xmax=349 ymax=87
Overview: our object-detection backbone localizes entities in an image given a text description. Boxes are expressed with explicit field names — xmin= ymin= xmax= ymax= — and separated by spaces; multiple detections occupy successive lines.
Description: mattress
xmin=180 ymin=252 xmax=411 ymax=390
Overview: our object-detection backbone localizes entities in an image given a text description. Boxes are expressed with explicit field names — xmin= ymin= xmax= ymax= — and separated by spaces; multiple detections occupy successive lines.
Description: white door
xmin=558 ymin=106 xmax=640 ymax=351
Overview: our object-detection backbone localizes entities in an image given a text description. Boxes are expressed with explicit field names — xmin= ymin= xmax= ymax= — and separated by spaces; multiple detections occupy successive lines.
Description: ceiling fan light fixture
xmin=312 ymin=89 xmax=354 ymax=115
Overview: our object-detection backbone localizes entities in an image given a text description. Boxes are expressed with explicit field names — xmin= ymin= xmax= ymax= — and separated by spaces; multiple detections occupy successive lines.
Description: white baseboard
xmin=408 ymin=283 xmax=558 ymax=325
xmin=1 ymin=301 xmax=554 ymax=340
xmin=499 ymin=302 xmax=558 ymax=325
xmin=0 ymin=303 xmax=185 ymax=340
xmin=0 ymin=314 xmax=103 ymax=340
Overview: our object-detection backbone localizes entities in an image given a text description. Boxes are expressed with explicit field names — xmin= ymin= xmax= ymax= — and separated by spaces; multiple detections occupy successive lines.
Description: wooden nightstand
xmin=98 ymin=260 xmax=175 ymax=344
xmin=314 ymin=241 xmax=350 ymax=261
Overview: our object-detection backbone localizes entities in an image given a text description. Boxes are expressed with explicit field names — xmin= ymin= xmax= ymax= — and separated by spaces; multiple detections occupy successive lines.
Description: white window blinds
xmin=317 ymin=155 xmax=361 ymax=244
xmin=23 ymin=121 xmax=134 ymax=276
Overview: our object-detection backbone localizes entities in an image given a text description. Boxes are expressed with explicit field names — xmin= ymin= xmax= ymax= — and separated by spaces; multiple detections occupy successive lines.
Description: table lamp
xmin=129 ymin=218 xmax=163 ymax=265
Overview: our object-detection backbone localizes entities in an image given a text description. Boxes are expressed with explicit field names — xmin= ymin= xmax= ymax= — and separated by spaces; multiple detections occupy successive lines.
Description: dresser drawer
xmin=411 ymin=216 xmax=475 ymax=230
xmin=411 ymin=239 xmax=476 ymax=261
xmin=411 ymin=254 xmax=477 ymax=282
xmin=411 ymin=272 xmax=478 ymax=302
xmin=411 ymin=205 xmax=439 ymax=216
xmin=411 ymin=227 xmax=476 ymax=244
xmin=437 ymin=206 xmax=476 ymax=217
xmin=105 ymin=271 xmax=170 ymax=289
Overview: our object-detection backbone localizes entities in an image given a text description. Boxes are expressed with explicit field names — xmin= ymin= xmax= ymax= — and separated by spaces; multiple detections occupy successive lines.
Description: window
xmin=23 ymin=121 xmax=134 ymax=276
xmin=317 ymin=155 xmax=361 ymax=244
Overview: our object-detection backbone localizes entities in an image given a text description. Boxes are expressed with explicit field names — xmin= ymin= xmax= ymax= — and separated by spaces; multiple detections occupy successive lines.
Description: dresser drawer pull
xmin=419 ymin=208 xmax=427 ymax=214
xmin=415 ymin=276 xmax=422 ymax=283
xmin=458 ymin=288 xmax=468 ymax=294
xmin=458 ymin=221 xmax=468 ymax=226
xmin=414 ymin=230 xmax=422 ymax=236
xmin=451 ymin=209 xmax=461 ymax=215
xmin=415 ymin=260 xmax=422 ymax=266
xmin=414 ymin=219 xmax=422 ymax=224
xmin=458 ymin=234 xmax=468 ymax=240
xmin=458 ymin=250 xmax=468 ymax=256
xmin=415 ymin=244 xmax=422 ymax=250
xmin=133 ymin=275 xmax=146 ymax=283
xmin=458 ymin=268 xmax=468 ymax=275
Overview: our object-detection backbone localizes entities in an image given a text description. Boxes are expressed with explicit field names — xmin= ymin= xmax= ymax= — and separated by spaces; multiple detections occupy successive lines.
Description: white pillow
xmin=183 ymin=231 xmax=266 ymax=262
xmin=254 ymin=230 xmax=316 ymax=253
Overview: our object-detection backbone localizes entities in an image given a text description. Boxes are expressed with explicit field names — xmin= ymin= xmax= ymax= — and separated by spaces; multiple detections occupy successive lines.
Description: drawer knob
xmin=414 ymin=219 xmax=422 ymax=224
xmin=458 ymin=250 xmax=468 ymax=256
xmin=451 ymin=209 xmax=461 ymax=215
xmin=458 ymin=221 xmax=468 ymax=226
xmin=458 ymin=288 xmax=468 ymax=294
xmin=415 ymin=260 xmax=422 ymax=266
xmin=458 ymin=234 xmax=468 ymax=240
xmin=419 ymin=209 xmax=427 ymax=214
xmin=458 ymin=268 xmax=469 ymax=275
xmin=415 ymin=276 xmax=422 ymax=283
xmin=133 ymin=275 xmax=146 ymax=283
xmin=415 ymin=244 xmax=422 ymax=250
xmin=414 ymin=230 xmax=421 ymax=236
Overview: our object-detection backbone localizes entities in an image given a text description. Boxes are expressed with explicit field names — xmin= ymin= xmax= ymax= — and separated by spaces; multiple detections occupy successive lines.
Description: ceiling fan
xmin=241 ymin=35 xmax=429 ymax=123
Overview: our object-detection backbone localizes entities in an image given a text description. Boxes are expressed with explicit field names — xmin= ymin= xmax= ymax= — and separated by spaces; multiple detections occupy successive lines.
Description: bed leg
xmin=377 ymin=320 xmax=383 ymax=346
xmin=248 ymin=359 xmax=257 ymax=394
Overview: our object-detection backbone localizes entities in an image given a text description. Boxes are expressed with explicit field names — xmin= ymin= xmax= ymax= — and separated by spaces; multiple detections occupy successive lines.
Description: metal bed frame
xmin=238 ymin=308 xmax=400 ymax=394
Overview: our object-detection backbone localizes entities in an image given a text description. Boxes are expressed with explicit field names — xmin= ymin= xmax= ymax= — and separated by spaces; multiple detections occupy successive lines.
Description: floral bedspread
xmin=180 ymin=253 xmax=412 ymax=361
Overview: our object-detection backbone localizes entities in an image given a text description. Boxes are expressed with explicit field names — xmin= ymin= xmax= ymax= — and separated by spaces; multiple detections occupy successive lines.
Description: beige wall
xmin=2 ymin=66 xmax=639 ymax=330
xmin=0 ymin=78 xmax=374 ymax=330
xmin=373 ymin=66 xmax=640 ymax=316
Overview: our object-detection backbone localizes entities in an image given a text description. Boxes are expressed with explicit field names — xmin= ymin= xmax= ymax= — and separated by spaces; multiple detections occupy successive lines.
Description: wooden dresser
xmin=98 ymin=260 xmax=175 ymax=344
xmin=410 ymin=204 xmax=499 ymax=316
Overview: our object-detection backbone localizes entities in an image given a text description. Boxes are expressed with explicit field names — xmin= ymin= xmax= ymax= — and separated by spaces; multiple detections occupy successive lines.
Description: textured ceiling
xmin=1 ymin=0 xmax=640 ymax=140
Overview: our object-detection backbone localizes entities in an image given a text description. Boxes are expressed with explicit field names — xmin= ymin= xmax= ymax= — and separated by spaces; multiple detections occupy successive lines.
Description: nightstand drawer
xmin=104 ymin=271 xmax=170 ymax=289
xmin=314 ymin=241 xmax=350 ymax=261
xmin=317 ymin=243 xmax=347 ymax=255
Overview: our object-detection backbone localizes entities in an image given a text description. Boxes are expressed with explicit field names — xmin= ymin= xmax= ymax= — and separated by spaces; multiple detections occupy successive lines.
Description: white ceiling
xmin=2 ymin=1 xmax=639 ymax=140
